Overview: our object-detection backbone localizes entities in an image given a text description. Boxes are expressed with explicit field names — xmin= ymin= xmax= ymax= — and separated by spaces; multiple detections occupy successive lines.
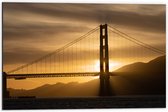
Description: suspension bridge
xmin=3 ymin=24 xmax=165 ymax=97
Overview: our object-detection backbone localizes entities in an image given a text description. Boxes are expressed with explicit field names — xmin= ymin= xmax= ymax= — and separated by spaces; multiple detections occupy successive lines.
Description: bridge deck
xmin=7 ymin=72 xmax=117 ymax=79
xmin=7 ymin=72 xmax=100 ymax=79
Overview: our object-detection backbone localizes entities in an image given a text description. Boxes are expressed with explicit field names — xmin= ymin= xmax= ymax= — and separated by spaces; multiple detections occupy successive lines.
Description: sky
xmin=2 ymin=3 xmax=166 ymax=89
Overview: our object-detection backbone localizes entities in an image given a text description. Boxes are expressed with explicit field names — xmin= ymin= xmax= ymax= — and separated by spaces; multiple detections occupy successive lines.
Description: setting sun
xmin=94 ymin=60 xmax=100 ymax=72
xmin=94 ymin=60 xmax=122 ymax=72
xmin=109 ymin=61 xmax=122 ymax=71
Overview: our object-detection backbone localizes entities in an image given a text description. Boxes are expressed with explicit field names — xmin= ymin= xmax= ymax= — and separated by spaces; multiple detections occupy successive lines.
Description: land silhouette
xmin=8 ymin=55 xmax=165 ymax=98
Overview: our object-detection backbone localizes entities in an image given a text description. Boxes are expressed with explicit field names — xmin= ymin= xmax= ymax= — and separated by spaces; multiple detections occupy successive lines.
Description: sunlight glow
xmin=109 ymin=60 xmax=122 ymax=71
xmin=94 ymin=60 xmax=122 ymax=72
xmin=94 ymin=60 xmax=100 ymax=72
xmin=92 ymin=76 xmax=99 ymax=79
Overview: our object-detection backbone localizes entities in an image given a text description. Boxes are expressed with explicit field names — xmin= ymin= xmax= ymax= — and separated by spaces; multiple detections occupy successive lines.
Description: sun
xmin=94 ymin=60 xmax=121 ymax=72
xmin=94 ymin=60 xmax=100 ymax=72
xmin=109 ymin=60 xmax=121 ymax=71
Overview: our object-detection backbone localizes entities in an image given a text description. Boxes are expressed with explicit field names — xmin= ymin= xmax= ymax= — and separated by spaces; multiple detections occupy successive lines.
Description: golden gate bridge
xmin=3 ymin=24 xmax=165 ymax=97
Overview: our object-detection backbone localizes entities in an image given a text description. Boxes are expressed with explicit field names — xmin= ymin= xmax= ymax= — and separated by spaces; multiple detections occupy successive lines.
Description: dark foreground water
xmin=3 ymin=95 xmax=165 ymax=109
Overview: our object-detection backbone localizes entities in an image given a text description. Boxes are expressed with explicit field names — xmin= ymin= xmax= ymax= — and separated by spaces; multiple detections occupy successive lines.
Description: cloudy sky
xmin=3 ymin=3 xmax=166 ymax=89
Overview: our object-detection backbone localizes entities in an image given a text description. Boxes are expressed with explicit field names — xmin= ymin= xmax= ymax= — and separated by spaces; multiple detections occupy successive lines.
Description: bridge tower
xmin=99 ymin=24 xmax=111 ymax=96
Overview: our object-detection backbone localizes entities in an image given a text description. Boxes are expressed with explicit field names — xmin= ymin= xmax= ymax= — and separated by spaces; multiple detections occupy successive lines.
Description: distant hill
xmin=111 ymin=55 xmax=166 ymax=95
xmin=115 ymin=55 xmax=165 ymax=73
xmin=8 ymin=79 xmax=99 ymax=98
xmin=8 ymin=55 xmax=166 ymax=97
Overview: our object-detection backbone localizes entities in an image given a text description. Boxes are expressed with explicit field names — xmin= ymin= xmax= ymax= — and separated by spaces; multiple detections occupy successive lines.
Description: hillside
xmin=115 ymin=55 xmax=165 ymax=73
xmin=111 ymin=55 xmax=166 ymax=95
xmin=8 ymin=79 xmax=99 ymax=98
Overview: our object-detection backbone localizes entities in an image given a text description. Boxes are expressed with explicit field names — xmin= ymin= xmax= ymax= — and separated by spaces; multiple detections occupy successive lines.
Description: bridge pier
xmin=3 ymin=72 xmax=9 ymax=98
xmin=99 ymin=24 xmax=111 ymax=96
xmin=99 ymin=74 xmax=111 ymax=96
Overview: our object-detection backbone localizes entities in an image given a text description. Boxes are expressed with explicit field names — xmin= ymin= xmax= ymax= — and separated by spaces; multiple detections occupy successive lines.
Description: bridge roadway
xmin=6 ymin=72 xmax=116 ymax=79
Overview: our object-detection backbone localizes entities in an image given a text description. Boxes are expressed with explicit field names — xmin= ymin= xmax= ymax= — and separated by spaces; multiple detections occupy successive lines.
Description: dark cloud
xmin=3 ymin=22 xmax=91 ymax=41
xmin=3 ymin=3 xmax=166 ymax=71
xmin=3 ymin=3 xmax=165 ymax=33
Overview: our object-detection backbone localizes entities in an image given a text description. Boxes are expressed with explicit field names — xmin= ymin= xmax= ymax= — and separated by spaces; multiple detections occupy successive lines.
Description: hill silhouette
xmin=8 ymin=55 xmax=166 ymax=97
xmin=111 ymin=55 xmax=165 ymax=95
xmin=8 ymin=79 xmax=99 ymax=98
xmin=115 ymin=55 xmax=165 ymax=73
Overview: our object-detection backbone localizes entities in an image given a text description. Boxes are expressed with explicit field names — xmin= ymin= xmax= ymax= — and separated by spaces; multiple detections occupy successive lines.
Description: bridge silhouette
xmin=3 ymin=24 xmax=165 ymax=97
